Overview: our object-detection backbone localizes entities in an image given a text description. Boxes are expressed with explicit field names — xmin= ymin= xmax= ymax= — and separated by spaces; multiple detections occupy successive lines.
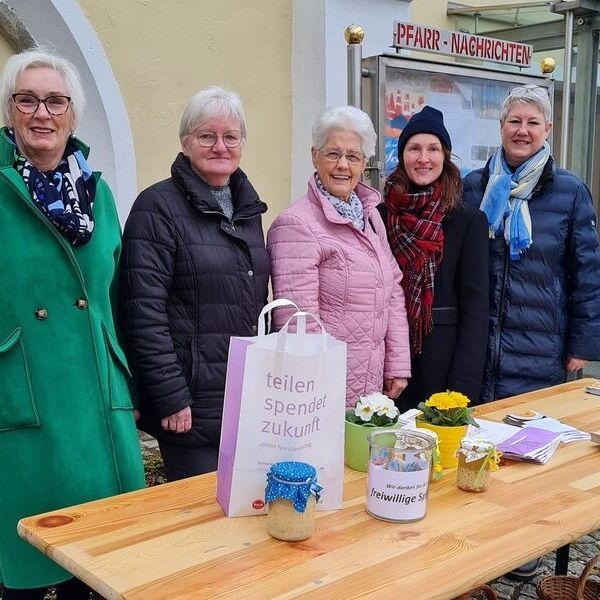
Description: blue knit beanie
xmin=396 ymin=106 xmax=452 ymax=156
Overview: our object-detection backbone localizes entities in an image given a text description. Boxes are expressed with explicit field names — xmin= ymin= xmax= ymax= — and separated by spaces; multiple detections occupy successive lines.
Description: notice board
xmin=361 ymin=55 xmax=553 ymax=191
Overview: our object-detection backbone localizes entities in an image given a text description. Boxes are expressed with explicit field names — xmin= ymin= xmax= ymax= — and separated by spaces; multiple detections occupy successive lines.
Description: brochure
xmin=496 ymin=427 xmax=562 ymax=464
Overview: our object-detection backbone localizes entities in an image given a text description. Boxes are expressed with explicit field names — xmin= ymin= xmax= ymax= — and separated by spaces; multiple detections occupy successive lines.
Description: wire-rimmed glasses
xmin=195 ymin=130 xmax=243 ymax=148
xmin=319 ymin=149 xmax=365 ymax=165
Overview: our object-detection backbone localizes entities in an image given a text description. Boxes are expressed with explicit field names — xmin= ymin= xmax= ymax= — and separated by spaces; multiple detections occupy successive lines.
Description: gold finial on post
xmin=345 ymin=24 xmax=364 ymax=108
xmin=344 ymin=24 xmax=364 ymax=45
xmin=540 ymin=57 xmax=556 ymax=74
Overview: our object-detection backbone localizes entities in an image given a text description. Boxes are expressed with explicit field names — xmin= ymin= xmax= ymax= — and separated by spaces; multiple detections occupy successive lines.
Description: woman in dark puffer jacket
xmin=463 ymin=84 xmax=600 ymax=405
xmin=119 ymin=87 xmax=269 ymax=480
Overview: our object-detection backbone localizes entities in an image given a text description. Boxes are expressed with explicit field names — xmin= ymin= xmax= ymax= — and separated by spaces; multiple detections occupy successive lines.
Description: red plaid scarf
xmin=384 ymin=180 xmax=445 ymax=355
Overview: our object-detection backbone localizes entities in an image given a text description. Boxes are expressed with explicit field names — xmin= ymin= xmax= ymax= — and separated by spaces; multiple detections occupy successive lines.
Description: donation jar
xmin=265 ymin=461 xmax=322 ymax=541
xmin=366 ymin=429 xmax=434 ymax=522
xmin=456 ymin=439 xmax=500 ymax=492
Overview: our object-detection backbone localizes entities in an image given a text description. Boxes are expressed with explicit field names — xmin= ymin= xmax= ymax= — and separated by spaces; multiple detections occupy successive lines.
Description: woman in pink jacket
xmin=267 ymin=106 xmax=411 ymax=407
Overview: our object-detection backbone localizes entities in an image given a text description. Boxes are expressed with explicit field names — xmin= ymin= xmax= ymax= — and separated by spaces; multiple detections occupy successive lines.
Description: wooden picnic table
xmin=18 ymin=378 xmax=600 ymax=599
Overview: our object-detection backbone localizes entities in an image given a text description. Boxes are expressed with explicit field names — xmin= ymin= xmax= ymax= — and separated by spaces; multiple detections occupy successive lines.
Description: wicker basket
xmin=537 ymin=554 xmax=600 ymax=600
xmin=454 ymin=584 xmax=497 ymax=600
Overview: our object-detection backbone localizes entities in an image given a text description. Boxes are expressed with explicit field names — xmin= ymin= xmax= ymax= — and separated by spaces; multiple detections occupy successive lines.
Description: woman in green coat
xmin=0 ymin=50 xmax=145 ymax=599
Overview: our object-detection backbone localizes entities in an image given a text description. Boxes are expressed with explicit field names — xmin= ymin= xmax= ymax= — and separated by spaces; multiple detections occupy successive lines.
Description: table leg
xmin=555 ymin=544 xmax=570 ymax=575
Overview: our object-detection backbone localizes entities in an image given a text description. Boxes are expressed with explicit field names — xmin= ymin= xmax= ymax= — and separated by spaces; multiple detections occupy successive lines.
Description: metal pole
xmin=345 ymin=25 xmax=364 ymax=109
xmin=347 ymin=45 xmax=362 ymax=108
xmin=560 ymin=10 xmax=574 ymax=168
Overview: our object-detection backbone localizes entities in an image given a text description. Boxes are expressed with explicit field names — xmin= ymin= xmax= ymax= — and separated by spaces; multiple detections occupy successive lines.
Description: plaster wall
xmin=291 ymin=0 xmax=412 ymax=199
xmin=76 ymin=0 xmax=293 ymax=227
xmin=0 ymin=35 xmax=12 ymax=62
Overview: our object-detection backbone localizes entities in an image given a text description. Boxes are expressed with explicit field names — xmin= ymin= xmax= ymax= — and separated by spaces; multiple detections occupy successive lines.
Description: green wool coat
xmin=0 ymin=128 xmax=145 ymax=588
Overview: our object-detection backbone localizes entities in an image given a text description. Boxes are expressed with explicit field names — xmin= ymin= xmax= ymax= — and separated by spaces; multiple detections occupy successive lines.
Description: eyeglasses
xmin=508 ymin=85 xmax=549 ymax=100
xmin=319 ymin=149 xmax=365 ymax=165
xmin=12 ymin=93 xmax=71 ymax=116
xmin=195 ymin=130 xmax=243 ymax=148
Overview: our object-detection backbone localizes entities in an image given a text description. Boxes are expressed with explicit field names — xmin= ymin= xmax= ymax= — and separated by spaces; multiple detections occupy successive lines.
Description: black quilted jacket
xmin=119 ymin=153 xmax=269 ymax=446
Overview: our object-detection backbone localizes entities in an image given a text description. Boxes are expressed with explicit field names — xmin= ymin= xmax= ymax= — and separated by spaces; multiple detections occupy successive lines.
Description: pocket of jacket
xmin=0 ymin=328 xmax=40 ymax=431
xmin=102 ymin=322 xmax=134 ymax=410
xmin=188 ymin=338 xmax=199 ymax=392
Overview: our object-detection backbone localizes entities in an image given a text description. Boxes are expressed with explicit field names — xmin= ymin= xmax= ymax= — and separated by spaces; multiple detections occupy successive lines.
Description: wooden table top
xmin=19 ymin=379 xmax=600 ymax=600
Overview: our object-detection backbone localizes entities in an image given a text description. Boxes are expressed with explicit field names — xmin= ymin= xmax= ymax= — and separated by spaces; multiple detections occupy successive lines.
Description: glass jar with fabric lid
xmin=456 ymin=439 xmax=501 ymax=492
xmin=265 ymin=461 xmax=323 ymax=541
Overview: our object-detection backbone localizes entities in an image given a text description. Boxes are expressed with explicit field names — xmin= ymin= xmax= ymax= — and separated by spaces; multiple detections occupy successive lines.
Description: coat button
xmin=35 ymin=308 xmax=48 ymax=320
xmin=248 ymin=270 xmax=254 ymax=277
xmin=252 ymin=325 xmax=257 ymax=332
xmin=75 ymin=298 xmax=88 ymax=310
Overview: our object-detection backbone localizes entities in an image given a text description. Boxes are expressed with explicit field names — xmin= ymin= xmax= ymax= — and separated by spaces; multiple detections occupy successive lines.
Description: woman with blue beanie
xmin=380 ymin=105 xmax=489 ymax=410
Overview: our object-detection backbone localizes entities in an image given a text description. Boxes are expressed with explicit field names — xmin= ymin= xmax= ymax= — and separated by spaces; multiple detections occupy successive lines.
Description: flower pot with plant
xmin=345 ymin=392 xmax=399 ymax=472
xmin=415 ymin=391 xmax=478 ymax=469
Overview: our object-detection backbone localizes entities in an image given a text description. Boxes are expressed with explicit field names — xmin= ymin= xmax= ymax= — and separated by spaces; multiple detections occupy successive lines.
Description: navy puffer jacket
xmin=119 ymin=153 xmax=269 ymax=446
xmin=463 ymin=156 xmax=600 ymax=402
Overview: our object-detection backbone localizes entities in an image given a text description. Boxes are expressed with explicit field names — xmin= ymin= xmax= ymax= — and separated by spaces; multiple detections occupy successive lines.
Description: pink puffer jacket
xmin=267 ymin=176 xmax=411 ymax=407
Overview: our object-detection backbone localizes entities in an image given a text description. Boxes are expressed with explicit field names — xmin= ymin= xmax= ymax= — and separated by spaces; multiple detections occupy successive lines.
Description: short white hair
xmin=179 ymin=86 xmax=247 ymax=141
xmin=501 ymin=84 xmax=552 ymax=124
xmin=0 ymin=49 xmax=85 ymax=128
xmin=312 ymin=105 xmax=377 ymax=158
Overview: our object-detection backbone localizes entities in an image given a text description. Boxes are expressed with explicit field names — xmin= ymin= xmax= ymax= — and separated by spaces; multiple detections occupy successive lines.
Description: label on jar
xmin=366 ymin=465 xmax=430 ymax=522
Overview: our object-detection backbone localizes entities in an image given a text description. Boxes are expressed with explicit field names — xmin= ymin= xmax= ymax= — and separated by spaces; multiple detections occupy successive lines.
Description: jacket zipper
xmin=201 ymin=208 xmax=236 ymax=230
xmin=490 ymin=245 xmax=510 ymax=401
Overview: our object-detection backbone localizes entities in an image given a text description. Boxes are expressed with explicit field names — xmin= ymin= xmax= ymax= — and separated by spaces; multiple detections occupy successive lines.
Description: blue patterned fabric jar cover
xmin=265 ymin=461 xmax=323 ymax=513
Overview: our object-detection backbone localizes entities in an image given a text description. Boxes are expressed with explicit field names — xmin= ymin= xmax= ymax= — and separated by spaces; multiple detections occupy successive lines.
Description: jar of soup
xmin=265 ymin=461 xmax=322 ymax=541
xmin=456 ymin=439 xmax=499 ymax=492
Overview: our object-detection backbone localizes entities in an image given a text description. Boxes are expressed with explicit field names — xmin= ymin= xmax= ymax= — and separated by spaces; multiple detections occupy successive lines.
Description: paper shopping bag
xmin=216 ymin=299 xmax=346 ymax=516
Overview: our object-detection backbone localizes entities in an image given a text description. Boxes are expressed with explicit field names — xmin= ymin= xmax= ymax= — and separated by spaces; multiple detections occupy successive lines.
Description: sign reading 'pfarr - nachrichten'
xmin=393 ymin=21 xmax=532 ymax=68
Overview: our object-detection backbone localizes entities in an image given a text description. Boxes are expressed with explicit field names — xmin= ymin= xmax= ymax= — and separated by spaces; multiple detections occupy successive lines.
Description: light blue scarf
xmin=479 ymin=142 xmax=550 ymax=260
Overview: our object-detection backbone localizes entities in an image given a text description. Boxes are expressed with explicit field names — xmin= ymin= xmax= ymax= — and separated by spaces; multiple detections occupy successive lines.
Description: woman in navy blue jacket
xmin=463 ymin=85 xmax=600 ymax=404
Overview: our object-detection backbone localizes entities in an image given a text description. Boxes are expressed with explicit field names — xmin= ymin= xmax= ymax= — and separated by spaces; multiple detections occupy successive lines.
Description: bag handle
xmin=257 ymin=299 xmax=299 ymax=336
xmin=280 ymin=310 xmax=326 ymax=336
xmin=576 ymin=553 xmax=600 ymax=598
xmin=277 ymin=310 xmax=329 ymax=352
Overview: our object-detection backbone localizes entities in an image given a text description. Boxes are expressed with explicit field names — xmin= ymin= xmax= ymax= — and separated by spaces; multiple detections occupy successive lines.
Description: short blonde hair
xmin=500 ymin=84 xmax=552 ymax=124
xmin=0 ymin=49 xmax=85 ymax=128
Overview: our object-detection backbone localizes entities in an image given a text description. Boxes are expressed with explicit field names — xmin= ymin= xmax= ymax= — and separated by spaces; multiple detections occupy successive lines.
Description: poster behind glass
xmin=383 ymin=66 xmax=543 ymax=177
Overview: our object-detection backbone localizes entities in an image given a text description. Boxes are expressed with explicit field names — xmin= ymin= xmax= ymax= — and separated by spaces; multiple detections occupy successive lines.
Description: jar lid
xmin=265 ymin=462 xmax=322 ymax=513
xmin=459 ymin=438 xmax=494 ymax=452
xmin=270 ymin=461 xmax=316 ymax=483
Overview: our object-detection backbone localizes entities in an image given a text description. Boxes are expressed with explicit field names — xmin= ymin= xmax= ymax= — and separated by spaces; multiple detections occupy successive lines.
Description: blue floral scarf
xmin=315 ymin=174 xmax=364 ymax=230
xmin=12 ymin=134 xmax=96 ymax=247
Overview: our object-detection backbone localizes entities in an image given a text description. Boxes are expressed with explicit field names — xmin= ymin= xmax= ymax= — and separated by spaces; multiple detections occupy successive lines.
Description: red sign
xmin=393 ymin=21 xmax=532 ymax=68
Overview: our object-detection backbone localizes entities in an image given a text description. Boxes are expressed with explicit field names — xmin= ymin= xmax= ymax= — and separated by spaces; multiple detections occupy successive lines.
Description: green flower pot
xmin=344 ymin=420 xmax=392 ymax=472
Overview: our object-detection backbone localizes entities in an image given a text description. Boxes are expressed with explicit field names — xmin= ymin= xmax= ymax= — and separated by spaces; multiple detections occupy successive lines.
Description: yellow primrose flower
xmin=425 ymin=390 xmax=470 ymax=410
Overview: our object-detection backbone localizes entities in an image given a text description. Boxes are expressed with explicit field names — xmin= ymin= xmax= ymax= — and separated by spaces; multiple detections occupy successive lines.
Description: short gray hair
xmin=0 ymin=49 xmax=85 ymax=128
xmin=179 ymin=86 xmax=247 ymax=141
xmin=500 ymin=84 xmax=552 ymax=124
xmin=312 ymin=105 xmax=377 ymax=158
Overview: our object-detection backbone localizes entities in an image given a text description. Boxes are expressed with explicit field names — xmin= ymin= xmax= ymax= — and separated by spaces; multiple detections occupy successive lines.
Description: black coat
xmin=379 ymin=202 xmax=489 ymax=408
xmin=119 ymin=153 xmax=269 ymax=446
xmin=464 ymin=157 xmax=600 ymax=402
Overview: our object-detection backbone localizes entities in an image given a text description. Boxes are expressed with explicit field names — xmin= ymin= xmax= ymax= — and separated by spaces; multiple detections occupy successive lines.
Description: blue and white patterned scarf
xmin=479 ymin=142 xmax=550 ymax=260
xmin=315 ymin=174 xmax=364 ymax=230
xmin=12 ymin=134 xmax=96 ymax=247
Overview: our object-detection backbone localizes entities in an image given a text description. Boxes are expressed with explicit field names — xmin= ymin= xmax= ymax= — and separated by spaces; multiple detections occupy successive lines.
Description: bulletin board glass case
xmin=361 ymin=54 xmax=553 ymax=192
